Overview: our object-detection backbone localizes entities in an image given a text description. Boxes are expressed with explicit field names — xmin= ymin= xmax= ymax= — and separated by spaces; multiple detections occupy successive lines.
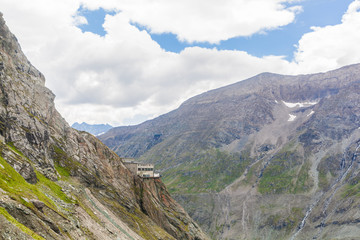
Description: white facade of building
xmin=123 ymin=159 xmax=160 ymax=178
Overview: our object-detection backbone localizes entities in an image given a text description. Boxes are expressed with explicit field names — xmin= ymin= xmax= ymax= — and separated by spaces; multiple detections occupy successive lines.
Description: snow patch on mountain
xmin=288 ymin=114 xmax=297 ymax=122
xmin=282 ymin=101 xmax=318 ymax=108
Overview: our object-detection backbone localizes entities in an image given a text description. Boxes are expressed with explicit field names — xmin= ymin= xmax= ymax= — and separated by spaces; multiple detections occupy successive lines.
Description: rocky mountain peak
xmin=0 ymin=13 xmax=208 ymax=240
xmin=0 ymin=13 xmax=45 ymax=86
xmin=99 ymin=59 xmax=360 ymax=239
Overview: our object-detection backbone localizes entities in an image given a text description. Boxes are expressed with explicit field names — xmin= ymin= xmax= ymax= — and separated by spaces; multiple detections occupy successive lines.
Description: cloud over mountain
xmin=1 ymin=0 xmax=360 ymax=125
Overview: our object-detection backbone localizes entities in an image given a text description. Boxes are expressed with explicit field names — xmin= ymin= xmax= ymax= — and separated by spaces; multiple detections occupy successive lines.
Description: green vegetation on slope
xmin=317 ymin=154 xmax=341 ymax=190
xmin=7 ymin=141 xmax=25 ymax=156
xmin=0 ymin=154 xmax=58 ymax=211
xmin=341 ymin=172 xmax=360 ymax=198
xmin=258 ymin=144 xmax=312 ymax=194
xmin=162 ymin=148 xmax=252 ymax=193
xmin=52 ymin=145 xmax=81 ymax=176
xmin=0 ymin=207 xmax=45 ymax=240
xmin=35 ymin=170 xmax=73 ymax=204
xmin=264 ymin=207 xmax=303 ymax=233
xmin=0 ymin=143 xmax=76 ymax=236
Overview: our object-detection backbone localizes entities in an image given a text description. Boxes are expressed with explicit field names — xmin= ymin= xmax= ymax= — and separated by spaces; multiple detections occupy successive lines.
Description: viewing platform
xmin=123 ymin=158 xmax=161 ymax=178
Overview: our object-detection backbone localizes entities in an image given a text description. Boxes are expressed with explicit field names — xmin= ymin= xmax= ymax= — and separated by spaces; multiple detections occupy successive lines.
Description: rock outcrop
xmin=0 ymin=12 xmax=208 ymax=240
xmin=100 ymin=59 xmax=360 ymax=238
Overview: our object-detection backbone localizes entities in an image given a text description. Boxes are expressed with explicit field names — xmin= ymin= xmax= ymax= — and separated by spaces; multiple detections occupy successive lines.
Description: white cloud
xmin=73 ymin=15 xmax=88 ymax=26
xmin=1 ymin=0 xmax=360 ymax=127
xmin=294 ymin=0 xmax=360 ymax=73
xmin=80 ymin=0 xmax=301 ymax=43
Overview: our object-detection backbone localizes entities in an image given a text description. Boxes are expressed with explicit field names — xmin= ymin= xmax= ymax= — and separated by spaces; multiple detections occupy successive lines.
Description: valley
xmin=1 ymin=3 xmax=360 ymax=238
xmin=100 ymin=65 xmax=360 ymax=239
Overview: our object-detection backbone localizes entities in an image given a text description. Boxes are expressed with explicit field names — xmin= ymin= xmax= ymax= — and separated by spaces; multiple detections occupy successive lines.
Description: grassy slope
xmin=0 ymin=143 xmax=72 ymax=239
xmin=160 ymin=139 xmax=314 ymax=196
xmin=161 ymin=148 xmax=252 ymax=194
xmin=0 ymin=141 xmax=175 ymax=240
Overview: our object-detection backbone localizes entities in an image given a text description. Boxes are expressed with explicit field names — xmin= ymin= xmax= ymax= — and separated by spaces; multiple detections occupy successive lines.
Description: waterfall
xmin=290 ymin=142 xmax=360 ymax=240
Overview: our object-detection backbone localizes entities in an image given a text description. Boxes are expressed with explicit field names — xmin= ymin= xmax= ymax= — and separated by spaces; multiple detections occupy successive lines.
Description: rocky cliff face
xmin=100 ymin=59 xmax=360 ymax=238
xmin=0 ymin=13 xmax=208 ymax=240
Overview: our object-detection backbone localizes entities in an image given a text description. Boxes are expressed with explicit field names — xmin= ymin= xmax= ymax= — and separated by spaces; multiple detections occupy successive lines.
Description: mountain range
xmin=99 ymin=63 xmax=360 ymax=239
xmin=0 ymin=13 xmax=207 ymax=240
xmin=71 ymin=122 xmax=113 ymax=136
xmin=2 ymin=7 xmax=360 ymax=239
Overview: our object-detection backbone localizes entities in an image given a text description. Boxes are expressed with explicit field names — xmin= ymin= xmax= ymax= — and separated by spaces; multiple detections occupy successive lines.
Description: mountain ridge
xmin=99 ymin=62 xmax=360 ymax=239
xmin=72 ymin=122 xmax=113 ymax=136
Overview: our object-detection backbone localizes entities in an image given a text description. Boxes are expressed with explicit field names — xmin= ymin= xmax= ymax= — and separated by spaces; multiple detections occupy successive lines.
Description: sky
xmin=1 ymin=0 xmax=360 ymax=126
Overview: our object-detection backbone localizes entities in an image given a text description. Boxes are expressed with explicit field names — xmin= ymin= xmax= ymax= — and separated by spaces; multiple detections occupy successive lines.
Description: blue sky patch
xmin=76 ymin=6 xmax=117 ymax=36
xmin=132 ymin=0 xmax=352 ymax=61
xmin=76 ymin=0 xmax=352 ymax=60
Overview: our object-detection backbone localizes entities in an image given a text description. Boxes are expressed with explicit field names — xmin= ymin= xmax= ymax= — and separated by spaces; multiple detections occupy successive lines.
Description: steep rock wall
xmin=0 ymin=12 xmax=208 ymax=240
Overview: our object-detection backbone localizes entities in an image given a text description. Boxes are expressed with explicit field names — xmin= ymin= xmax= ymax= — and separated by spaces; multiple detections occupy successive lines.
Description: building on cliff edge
xmin=123 ymin=158 xmax=160 ymax=178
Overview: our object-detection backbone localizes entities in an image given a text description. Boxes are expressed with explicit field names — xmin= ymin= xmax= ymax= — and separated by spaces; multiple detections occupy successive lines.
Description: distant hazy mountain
xmin=99 ymin=64 xmax=360 ymax=239
xmin=72 ymin=122 xmax=113 ymax=136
